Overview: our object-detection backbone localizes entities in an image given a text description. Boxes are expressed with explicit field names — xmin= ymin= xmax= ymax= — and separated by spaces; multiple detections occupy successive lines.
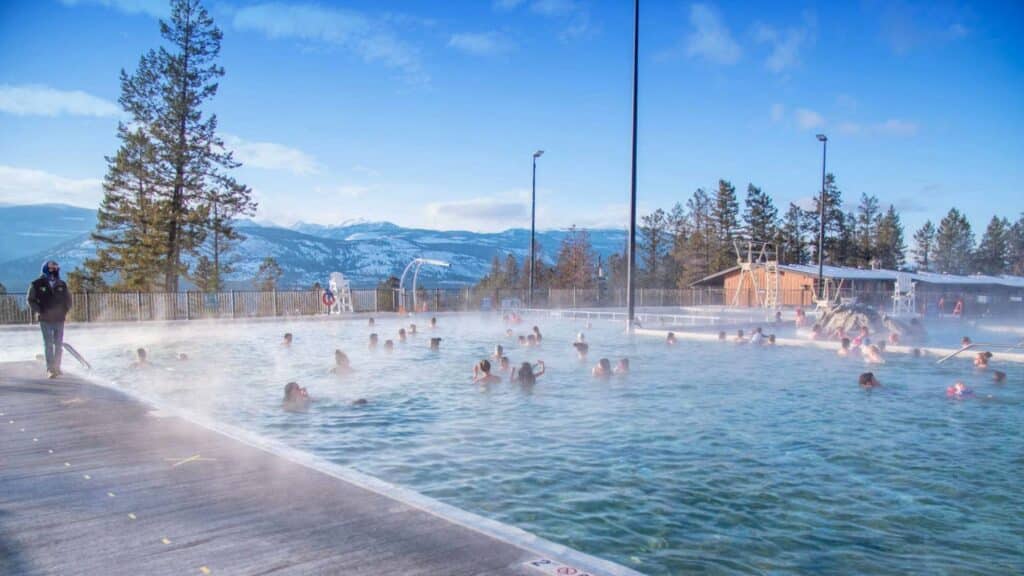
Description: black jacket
xmin=27 ymin=276 xmax=72 ymax=323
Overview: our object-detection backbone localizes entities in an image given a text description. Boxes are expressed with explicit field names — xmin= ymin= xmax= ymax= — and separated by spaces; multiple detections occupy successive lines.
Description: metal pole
xmin=626 ymin=0 xmax=640 ymax=330
xmin=817 ymin=134 xmax=827 ymax=300
xmin=530 ymin=154 xmax=537 ymax=307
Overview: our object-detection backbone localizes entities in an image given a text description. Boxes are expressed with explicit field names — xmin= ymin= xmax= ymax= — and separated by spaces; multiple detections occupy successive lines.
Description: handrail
xmin=936 ymin=341 xmax=1024 ymax=364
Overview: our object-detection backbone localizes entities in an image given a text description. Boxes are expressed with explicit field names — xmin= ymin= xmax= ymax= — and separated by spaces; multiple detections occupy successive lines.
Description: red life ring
xmin=322 ymin=291 xmax=336 ymax=306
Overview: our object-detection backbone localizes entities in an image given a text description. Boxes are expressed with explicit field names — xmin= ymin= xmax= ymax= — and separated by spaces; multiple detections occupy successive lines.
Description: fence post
xmin=137 ymin=292 xmax=142 ymax=321
xmin=185 ymin=292 xmax=191 ymax=320
xmin=231 ymin=291 xmax=236 ymax=318
xmin=84 ymin=292 xmax=90 ymax=322
xmin=272 ymin=290 xmax=278 ymax=316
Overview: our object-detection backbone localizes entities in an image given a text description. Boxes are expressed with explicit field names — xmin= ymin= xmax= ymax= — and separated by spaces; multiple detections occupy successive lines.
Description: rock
xmin=816 ymin=303 xmax=926 ymax=342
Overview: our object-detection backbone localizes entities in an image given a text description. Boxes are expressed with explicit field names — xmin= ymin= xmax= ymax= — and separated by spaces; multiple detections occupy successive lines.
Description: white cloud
xmin=770 ymin=103 xmax=785 ymax=122
xmin=874 ymin=118 xmax=918 ymax=136
xmin=448 ymin=31 xmax=514 ymax=56
xmin=686 ymin=3 xmax=741 ymax=65
xmin=0 ymin=84 xmax=120 ymax=118
xmin=232 ymin=3 xmax=425 ymax=82
xmin=58 ymin=0 xmax=166 ymax=18
xmin=0 ymin=165 xmax=103 ymax=207
xmin=222 ymin=134 xmax=321 ymax=175
xmin=426 ymin=197 xmax=529 ymax=229
xmin=837 ymin=121 xmax=862 ymax=135
xmin=753 ymin=17 xmax=814 ymax=73
xmin=794 ymin=108 xmax=824 ymax=130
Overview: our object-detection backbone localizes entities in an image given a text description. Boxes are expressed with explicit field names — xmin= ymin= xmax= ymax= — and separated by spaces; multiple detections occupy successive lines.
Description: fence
xmin=3 ymin=285 xmax=1019 ymax=325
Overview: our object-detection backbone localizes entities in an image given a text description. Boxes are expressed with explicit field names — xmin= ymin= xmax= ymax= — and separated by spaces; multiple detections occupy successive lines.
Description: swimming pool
xmin=2 ymin=314 xmax=1021 ymax=574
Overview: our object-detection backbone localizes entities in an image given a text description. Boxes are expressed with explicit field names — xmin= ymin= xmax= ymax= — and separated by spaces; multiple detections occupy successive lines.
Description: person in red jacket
xmin=27 ymin=260 xmax=73 ymax=378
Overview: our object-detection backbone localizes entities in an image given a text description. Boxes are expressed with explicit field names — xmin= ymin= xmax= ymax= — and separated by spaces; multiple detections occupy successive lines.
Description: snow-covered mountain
xmin=0 ymin=204 xmax=626 ymax=290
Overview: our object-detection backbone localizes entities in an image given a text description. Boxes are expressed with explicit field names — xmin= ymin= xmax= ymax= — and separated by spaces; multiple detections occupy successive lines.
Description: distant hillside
xmin=0 ymin=204 xmax=97 ymax=263
xmin=0 ymin=204 xmax=625 ymax=290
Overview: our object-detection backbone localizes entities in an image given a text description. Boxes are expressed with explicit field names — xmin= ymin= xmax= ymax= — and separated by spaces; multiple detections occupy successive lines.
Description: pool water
xmin=2 ymin=315 xmax=1022 ymax=575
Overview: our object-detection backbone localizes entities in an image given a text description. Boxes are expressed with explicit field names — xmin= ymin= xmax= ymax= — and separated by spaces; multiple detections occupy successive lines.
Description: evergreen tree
xmin=837 ymin=211 xmax=857 ymax=266
xmin=804 ymin=173 xmax=845 ymax=266
xmin=779 ymin=203 xmax=807 ymax=264
xmin=676 ymin=188 xmax=713 ymax=285
xmin=912 ymin=220 xmax=936 ymax=271
xmin=88 ymin=0 xmax=252 ymax=292
xmin=874 ymin=205 xmax=906 ymax=269
xmin=933 ymin=208 xmax=975 ymax=275
xmin=975 ymin=216 xmax=1010 ymax=275
xmin=255 ymin=257 xmax=283 ymax=290
xmin=742 ymin=184 xmax=778 ymax=243
xmin=503 ymin=253 xmax=520 ymax=287
xmin=854 ymin=193 xmax=880 ymax=267
xmin=711 ymin=179 xmax=740 ymax=271
xmin=1009 ymin=214 xmax=1024 ymax=275
xmin=666 ymin=202 xmax=689 ymax=288
xmin=639 ymin=208 xmax=669 ymax=287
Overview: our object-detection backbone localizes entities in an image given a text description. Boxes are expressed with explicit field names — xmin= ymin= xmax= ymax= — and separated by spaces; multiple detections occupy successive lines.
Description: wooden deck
xmin=0 ymin=362 xmax=638 ymax=576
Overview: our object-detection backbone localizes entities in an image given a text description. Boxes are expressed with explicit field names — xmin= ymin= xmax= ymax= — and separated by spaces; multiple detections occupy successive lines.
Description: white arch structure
xmin=398 ymin=258 xmax=451 ymax=312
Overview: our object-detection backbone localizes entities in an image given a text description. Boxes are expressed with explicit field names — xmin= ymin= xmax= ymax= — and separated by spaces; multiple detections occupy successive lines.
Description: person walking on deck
xmin=27 ymin=260 xmax=72 ymax=379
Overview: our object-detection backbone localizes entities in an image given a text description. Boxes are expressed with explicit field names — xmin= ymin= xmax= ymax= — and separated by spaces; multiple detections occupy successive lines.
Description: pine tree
xmin=933 ymin=208 xmax=975 ymax=275
xmin=975 ymin=216 xmax=1010 ymax=275
xmin=666 ymin=202 xmax=688 ymax=288
xmin=742 ymin=184 xmax=778 ymax=244
xmin=711 ymin=179 xmax=740 ymax=271
xmin=779 ymin=202 xmax=807 ymax=264
xmin=255 ymin=257 xmax=283 ymax=290
xmin=1009 ymin=214 xmax=1024 ymax=275
xmin=639 ymin=208 xmax=669 ymax=287
xmin=554 ymin=226 xmax=595 ymax=288
xmin=874 ymin=205 xmax=905 ymax=269
xmin=676 ymin=188 xmax=713 ymax=285
xmin=89 ymin=0 xmax=253 ymax=292
xmin=502 ymin=253 xmax=520 ymax=287
xmin=912 ymin=220 xmax=936 ymax=271
xmin=837 ymin=211 xmax=857 ymax=266
xmin=804 ymin=173 xmax=845 ymax=266
xmin=854 ymin=193 xmax=880 ymax=267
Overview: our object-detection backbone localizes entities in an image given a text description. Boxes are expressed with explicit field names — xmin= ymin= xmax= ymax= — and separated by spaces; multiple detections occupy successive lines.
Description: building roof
xmin=690 ymin=263 xmax=1024 ymax=289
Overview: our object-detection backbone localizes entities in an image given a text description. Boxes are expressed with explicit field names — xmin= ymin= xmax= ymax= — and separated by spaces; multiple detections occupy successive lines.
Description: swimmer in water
xmin=749 ymin=327 xmax=764 ymax=345
xmin=576 ymin=332 xmax=586 ymax=343
xmin=858 ymin=372 xmax=881 ymax=388
xmin=946 ymin=381 xmax=973 ymax=398
xmin=473 ymin=359 xmax=501 ymax=384
xmin=666 ymin=332 xmax=677 ymax=345
xmin=768 ymin=334 xmax=776 ymax=345
xmin=398 ymin=328 xmax=407 ymax=343
xmin=614 ymin=358 xmax=629 ymax=374
xmin=810 ymin=325 xmax=824 ymax=341
xmin=863 ymin=344 xmax=886 ymax=365
xmin=430 ymin=317 xmax=437 ymax=329
xmin=282 ymin=382 xmax=311 ymax=412
xmin=511 ymin=360 xmax=545 ymax=386
xmin=526 ymin=334 xmax=537 ymax=347
xmin=735 ymin=329 xmax=747 ymax=344
xmin=499 ymin=356 xmax=511 ymax=374
xmin=888 ymin=332 xmax=900 ymax=345
xmin=518 ymin=335 xmax=527 ymax=346
xmin=960 ymin=336 xmax=972 ymax=348
xmin=384 ymin=339 xmax=394 ymax=352
xmin=532 ymin=326 xmax=543 ymax=343
xmin=368 ymin=317 xmax=375 ymax=327
xmin=592 ymin=358 xmax=612 ymax=378
xmin=429 ymin=337 xmax=442 ymax=351
xmin=573 ymin=341 xmax=589 ymax=359
xmin=282 ymin=333 xmax=293 ymax=347
xmin=911 ymin=347 xmax=922 ymax=358
xmin=368 ymin=333 xmax=379 ymax=349
xmin=718 ymin=331 xmax=727 ymax=341
xmin=176 ymin=353 xmax=189 ymax=361
xmin=409 ymin=323 xmax=417 ymax=335
xmin=492 ymin=344 xmax=504 ymax=358
xmin=974 ymin=351 xmax=992 ymax=369
xmin=330 ymin=349 xmax=353 ymax=375
xmin=774 ymin=311 xmax=782 ymax=324
xmin=506 ymin=328 xmax=514 ymax=337
xmin=992 ymin=370 xmax=1006 ymax=383
xmin=837 ymin=338 xmax=854 ymax=358
xmin=130 ymin=348 xmax=149 ymax=369
xmin=351 ymin=398 xmax=368 ymax=406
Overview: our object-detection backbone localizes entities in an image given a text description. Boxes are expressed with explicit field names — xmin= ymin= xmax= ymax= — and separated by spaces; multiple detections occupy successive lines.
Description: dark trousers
xmin=40 ymin=321 xmax=64 ymax=372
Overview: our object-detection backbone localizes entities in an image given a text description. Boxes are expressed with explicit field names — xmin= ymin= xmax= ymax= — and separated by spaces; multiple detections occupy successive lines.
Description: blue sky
xmin=0 ymin=0 xmax=1021 ymax=235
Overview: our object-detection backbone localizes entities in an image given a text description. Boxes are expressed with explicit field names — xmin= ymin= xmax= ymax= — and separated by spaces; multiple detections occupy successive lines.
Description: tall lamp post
xmin=529 ymin=150 xmax=544 ymax=307
xmin=816 ymin=134 xmax=828 ymax=300
xmin=625 ymin=0 xmax=640 ymax=330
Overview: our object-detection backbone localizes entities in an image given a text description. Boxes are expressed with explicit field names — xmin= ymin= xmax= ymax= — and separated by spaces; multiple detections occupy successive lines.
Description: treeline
xmin=477 ymin=175 xmax=1024 ymax=291
xmin=70 ymin=0 xmax=254 ymax=294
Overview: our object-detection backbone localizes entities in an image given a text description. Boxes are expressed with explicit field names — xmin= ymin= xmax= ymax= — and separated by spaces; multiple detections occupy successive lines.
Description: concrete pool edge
xmin=634 ymin=328 xmax=1024 ymax=364
xmin=55 ymin=363 xmax=646 ymax=576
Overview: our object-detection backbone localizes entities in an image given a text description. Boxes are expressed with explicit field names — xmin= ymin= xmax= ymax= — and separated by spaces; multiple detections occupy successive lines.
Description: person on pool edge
xmin=27 ymin=260 xmax=72 ymax=379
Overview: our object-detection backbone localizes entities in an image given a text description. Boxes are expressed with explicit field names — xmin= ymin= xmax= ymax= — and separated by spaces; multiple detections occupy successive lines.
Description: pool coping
xmin=68 ymin=365 xmax=646 ymax=576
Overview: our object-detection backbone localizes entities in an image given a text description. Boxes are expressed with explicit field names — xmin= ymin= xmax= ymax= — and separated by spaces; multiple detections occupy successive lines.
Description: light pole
xmin=816 ymin=133 xmax=828 ymax=300
xmin=625 ymin=0 xmax=640 ymax=330
xmin=529 ymin=150 xmax=544 ymax=307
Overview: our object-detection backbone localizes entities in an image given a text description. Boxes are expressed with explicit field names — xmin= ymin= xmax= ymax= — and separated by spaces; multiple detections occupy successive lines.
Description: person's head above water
xmin=594 ymin=358 xmax=612 ymax=376
xmin=718 ymin=331 xmax=726 ymax=341
xmin=615 ymin=358 xmax=629 ymax=373
xmin=858 ymin=372 xmax=880 ymax=388
xmin=841 ymin=337 xmax=851 ymax=350
xmin=283 ymin=381 xmax=301 ymax=400
xmin=369 ymin=333 xmax=379 ymax=346
xmin=398 ymin=328 xmax=407 ymax=339
xmin=384 ymin=339 xmax=394 ymax=351
xmin=283 ymin=333 xmax=293 ymax=345
xmin=335 ymin=349 xmax=349 ymax=366
xmin=667 ymin=332 xmax=676 ymax=344
xmin=961 ymin=336 xmax=972 ymax=347
xmin=992 ymin=370 xmax=1006 ymax=383
xmin=527 ymin=334 xmax=537 ymax=345
xmin=477 ymin=359 xmax=492 ymax=374
xmin=430 ymin=317 xmax=437 ymax=327
xmin=493 ymin=344 xmax=503 ymax=357
xmin=573 ymin=342 xmax=589 ymax=356
xmin=430 ymin=337 xmax=441 ymax=350
xmin=368 ymin=317 xmax=375 ymax=326
xmin=136 ymin=348 xmax=147 ymax=361
xmin=500 ymin=356 xmax=510 ymax=369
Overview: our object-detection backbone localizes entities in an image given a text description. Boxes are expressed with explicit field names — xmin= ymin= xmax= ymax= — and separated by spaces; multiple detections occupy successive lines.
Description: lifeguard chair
xmin=328 ymin=272 xmax=354 ymax=314
xmin=892 ymin=272 xmax=916 ymax=317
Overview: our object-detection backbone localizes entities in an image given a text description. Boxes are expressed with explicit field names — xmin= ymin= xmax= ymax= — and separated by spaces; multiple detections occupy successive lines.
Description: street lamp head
xmin=533 ymin=150 xmax=544 ymax=159
xmin=816 ymin=134 xmax=827 ymax=142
